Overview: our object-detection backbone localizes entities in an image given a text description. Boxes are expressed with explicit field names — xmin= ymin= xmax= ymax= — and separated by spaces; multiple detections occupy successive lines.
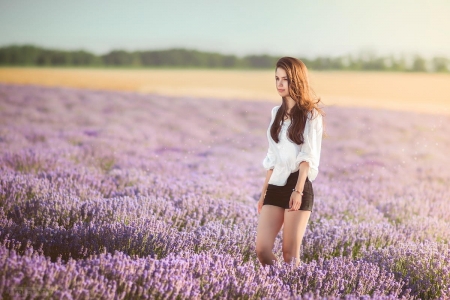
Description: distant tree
xmin=347 ymin=54 xmax=362 ymax=71
xmin=16 ymin=45 xmax=40 ymax=65
xmin=389 ymin=55 xmax=408 ymax=72
xmin=0 ymin=45 xmax=39 ymax=65
xmin=365 ymin=57 xmax=389 ymax=70
xmin=356 ymin=49 xmax=389 ymax=71
xmin=140 ymin=51 xmax=159 ymax=66
xmin=50 ymin=50 xmax=70 ymax=65
xmin=71 ymin=50 xmax=101 ymax=66
xmin=312 ymin=56 xmax=332 ymax=70
xmin=36 ymin=50 xmax=53 ymax=66
xmin=244 ymin=55 xmax=277 ymax=68
xmin=329 ymin=56 xmax=346 ymax=70
xmin=0 ymin=44 xmax=448 ymax=72
xmin=102 ymin=50 xmax=134 ymax=66
xmin=411 ymin=55 xmax=427 ymax=72
xmin=223 ymin=55 xmax=238 ymax=68
xmin=163 ymin=49 xmax=184 ymax=66
xmin=432 ymin=56 xmax=449 ymax=72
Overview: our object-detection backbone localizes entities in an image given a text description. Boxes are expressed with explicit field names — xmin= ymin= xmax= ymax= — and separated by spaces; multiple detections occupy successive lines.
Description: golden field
xmin=0 ymin=67 xmax=449 ymax=115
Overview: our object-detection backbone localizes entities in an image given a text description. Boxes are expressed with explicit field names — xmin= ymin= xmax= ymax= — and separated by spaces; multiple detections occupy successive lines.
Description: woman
xmin=256 ymin=57 xmax=325 ymax=268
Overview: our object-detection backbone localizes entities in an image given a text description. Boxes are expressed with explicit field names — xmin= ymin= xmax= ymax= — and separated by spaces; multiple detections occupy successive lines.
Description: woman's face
xmin=275 ymin=67 xmax=289 ymax=97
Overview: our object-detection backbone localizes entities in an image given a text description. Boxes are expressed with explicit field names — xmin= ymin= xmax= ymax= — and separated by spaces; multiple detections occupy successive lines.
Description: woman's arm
xmin=294 ymin=109 xmax=323 ymax=191
xmin=295 ymin=161 xmax=309 ymax=192
xmin=261 ymin=106 xmax=278 ymax=195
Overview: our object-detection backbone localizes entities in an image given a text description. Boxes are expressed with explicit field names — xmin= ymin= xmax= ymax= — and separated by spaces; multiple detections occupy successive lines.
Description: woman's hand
xmin=289 ymin=191 xmax=303 ymax=211
xmin=257 ymin=193 xmax=265 ymax=214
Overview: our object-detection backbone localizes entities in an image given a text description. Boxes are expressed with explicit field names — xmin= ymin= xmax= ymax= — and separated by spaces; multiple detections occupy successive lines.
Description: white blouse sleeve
xmin=262 ymin=106 xmax=278 ymax=170
xmin=263 ymin=143 xmax=276 ymax=170
xmin=295 ymin=109 xmax=323 ymax=172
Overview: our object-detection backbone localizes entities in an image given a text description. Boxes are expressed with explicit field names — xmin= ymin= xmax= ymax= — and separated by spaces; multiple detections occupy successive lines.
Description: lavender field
xmin=0 ymin=82 xmax=449 ymax=299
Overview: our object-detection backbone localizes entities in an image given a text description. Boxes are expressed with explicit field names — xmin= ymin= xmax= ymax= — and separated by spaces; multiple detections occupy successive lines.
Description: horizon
xmin=1 ymin=43 xmax=446 ymax=62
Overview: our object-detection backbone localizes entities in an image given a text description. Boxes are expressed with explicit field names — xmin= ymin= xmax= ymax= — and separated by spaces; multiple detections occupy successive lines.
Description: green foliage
xmin=0 ymin=44 xmax=449 ymax=72
xmin=411 ymin=55 xmax=427 ymax=72
xmin=432 ymin=56 xmax=449 ymax=72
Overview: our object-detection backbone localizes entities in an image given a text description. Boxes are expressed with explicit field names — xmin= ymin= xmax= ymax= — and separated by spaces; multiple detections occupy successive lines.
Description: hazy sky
xmin=1 ymin=0 xmax=449 ymax=59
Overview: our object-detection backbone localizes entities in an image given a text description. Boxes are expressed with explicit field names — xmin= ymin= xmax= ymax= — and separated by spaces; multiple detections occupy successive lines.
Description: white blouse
xmin=262 ymin=105 xmax=323 ymax=186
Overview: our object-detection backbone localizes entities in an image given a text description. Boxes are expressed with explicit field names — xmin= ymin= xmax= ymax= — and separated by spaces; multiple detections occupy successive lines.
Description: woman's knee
xmin=256 ymin=244 xmax=272 ymax=258
xmin=282 ymin=248 xmax=297 ymax=262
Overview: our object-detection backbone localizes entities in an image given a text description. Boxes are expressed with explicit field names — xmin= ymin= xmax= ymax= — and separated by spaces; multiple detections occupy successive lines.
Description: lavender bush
xmin=0 ymin=82 xmax=449 ymax=299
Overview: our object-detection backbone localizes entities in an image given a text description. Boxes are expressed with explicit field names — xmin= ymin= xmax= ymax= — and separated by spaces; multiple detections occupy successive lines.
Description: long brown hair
xmin=270 ymin=57 xmax=326 ymax=144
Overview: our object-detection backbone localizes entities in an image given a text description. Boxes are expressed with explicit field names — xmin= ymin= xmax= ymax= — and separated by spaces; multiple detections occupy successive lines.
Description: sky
xmin=1 ymin=0 xmax=449 ymax=59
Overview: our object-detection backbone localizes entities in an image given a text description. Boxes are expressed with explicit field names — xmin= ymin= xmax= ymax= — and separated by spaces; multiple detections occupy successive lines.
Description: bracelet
xmin=292 ymin=188 xmax=303 ymax=195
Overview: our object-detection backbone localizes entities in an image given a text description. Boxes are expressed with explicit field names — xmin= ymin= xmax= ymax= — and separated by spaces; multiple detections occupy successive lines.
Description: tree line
xmin=0 ymin=44 xmax=448 ymax=72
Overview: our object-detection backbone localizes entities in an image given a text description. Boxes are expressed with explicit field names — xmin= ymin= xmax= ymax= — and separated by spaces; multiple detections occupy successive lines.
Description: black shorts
xmin=263 ymin=170 xmax=314 ymax=211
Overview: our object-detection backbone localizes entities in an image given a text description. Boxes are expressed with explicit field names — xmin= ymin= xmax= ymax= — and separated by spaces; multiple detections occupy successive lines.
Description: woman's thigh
xmin=282 ymin=210 xmax=311 ymax=251
xmin=256 ymin=205 xmax=285 ymax=251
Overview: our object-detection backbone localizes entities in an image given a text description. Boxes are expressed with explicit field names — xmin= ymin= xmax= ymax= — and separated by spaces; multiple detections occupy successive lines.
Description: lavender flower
xmin=1 ymin=82 xmax=449 ymax=298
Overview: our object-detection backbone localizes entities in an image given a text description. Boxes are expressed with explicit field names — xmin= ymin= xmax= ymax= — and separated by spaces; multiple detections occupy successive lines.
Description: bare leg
xmin=282 ymin=210 xmax=311 ymax=267
xmin=255 ymin=205 xmax=285 ymax=267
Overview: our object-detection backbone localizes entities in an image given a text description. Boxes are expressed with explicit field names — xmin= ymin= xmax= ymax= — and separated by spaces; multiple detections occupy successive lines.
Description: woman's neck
xmin=285 ymin=96 xmax=295 ymax=113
